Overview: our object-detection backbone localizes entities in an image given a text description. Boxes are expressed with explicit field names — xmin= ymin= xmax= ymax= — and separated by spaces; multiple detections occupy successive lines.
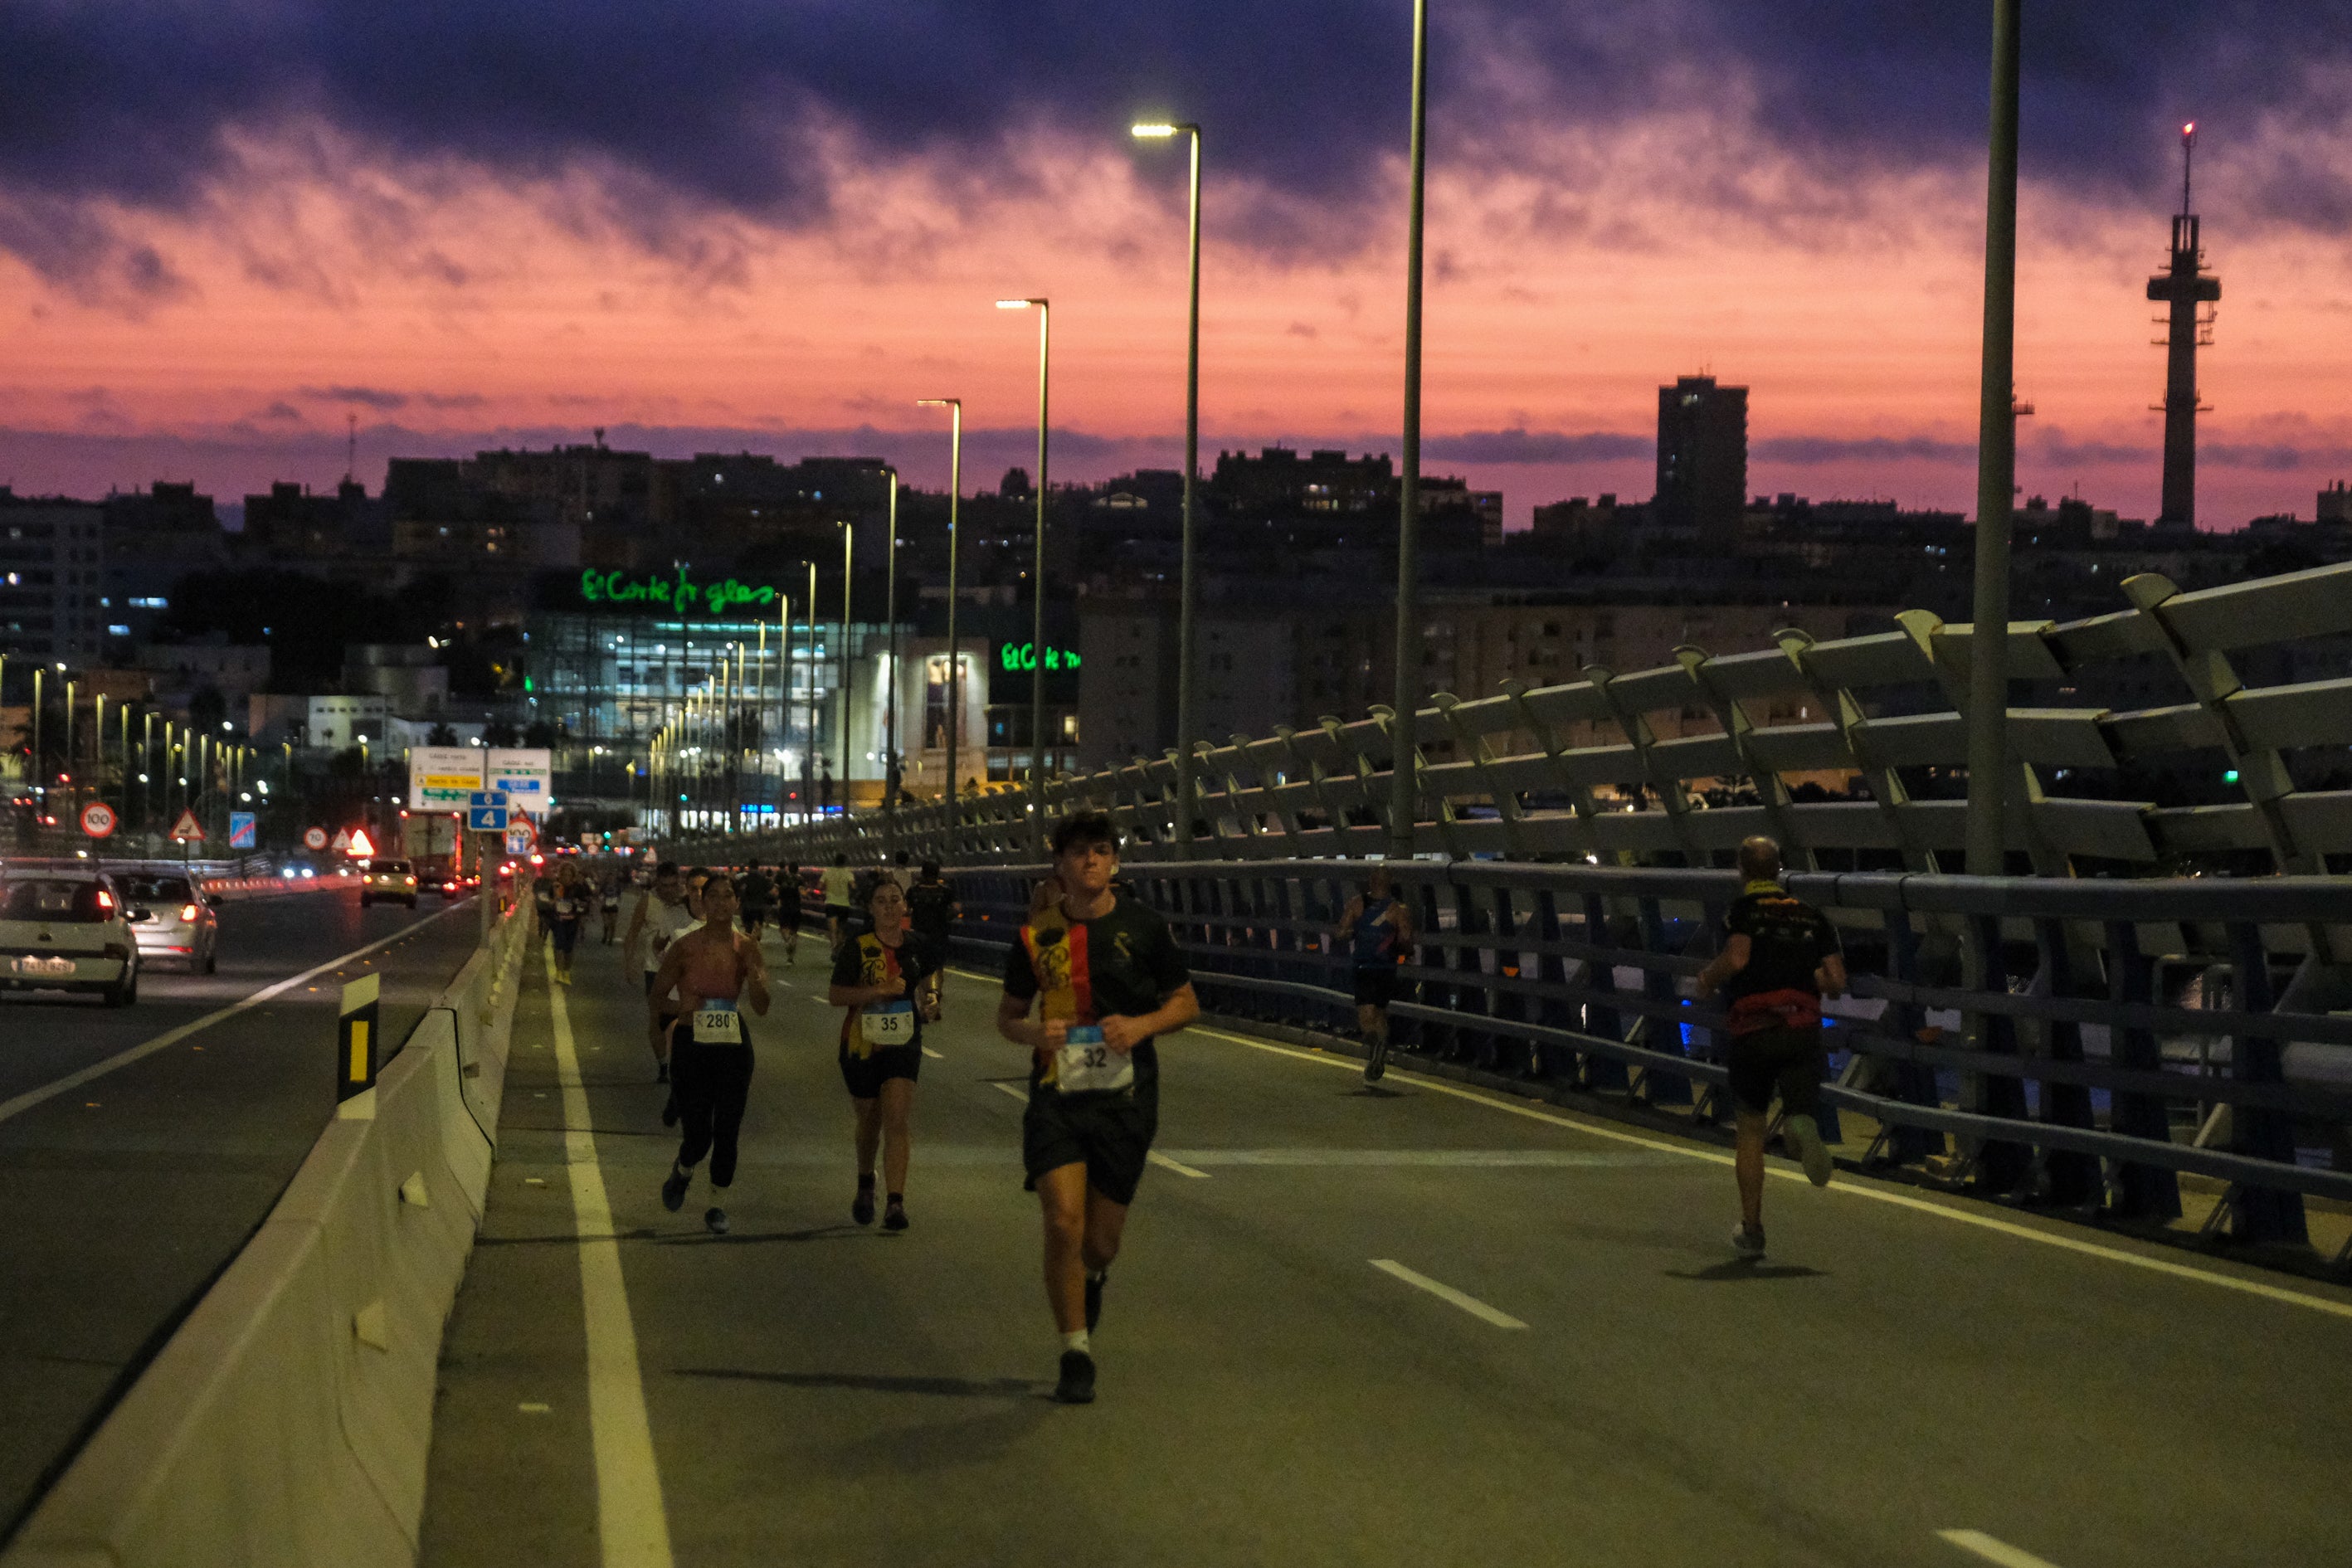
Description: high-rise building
xmin=2147 ymin=124 xmax=2221 ymax=528
xmin=1655 ymin=376 xmax=1747 ymax=544
xmin=0 ymin=491 xmax=106 ymax=662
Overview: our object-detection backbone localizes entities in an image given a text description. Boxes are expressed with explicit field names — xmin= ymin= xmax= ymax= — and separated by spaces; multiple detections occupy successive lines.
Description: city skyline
xmin=2 ymin=4 xmax=2350 ymax=523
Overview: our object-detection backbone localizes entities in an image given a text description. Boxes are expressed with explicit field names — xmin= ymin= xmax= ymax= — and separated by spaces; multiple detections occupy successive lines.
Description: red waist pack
xmin=1726 ymin=987 xmax=1822 ymax=1037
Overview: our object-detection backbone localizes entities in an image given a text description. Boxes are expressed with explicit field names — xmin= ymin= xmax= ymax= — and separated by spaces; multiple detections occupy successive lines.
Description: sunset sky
xmin=2 ymin=2 xmax=2348 ymax=526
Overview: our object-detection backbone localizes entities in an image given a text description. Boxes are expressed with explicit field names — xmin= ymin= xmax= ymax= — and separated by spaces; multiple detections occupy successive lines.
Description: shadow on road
xmin=652 ymin=1224 xmax=871 ymax=1247
xmin=1666 ymin=1260 xmax=1828 ymax=1283
xmin=671 ymin=1368 xmax=1042 ymax=1400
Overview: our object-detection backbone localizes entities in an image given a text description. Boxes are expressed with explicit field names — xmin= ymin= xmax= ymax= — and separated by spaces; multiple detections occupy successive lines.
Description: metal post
xmin=1388 ymin=0 xmax=1430 ymax=864
xmin=804 ymin=560 xmax=819 ymax=825
xmin=885 ymin=470 xmax=899 ymax=855
xmin=1179 ymin=127 xmax=1205 ymax=857
xmin=839 ymin=521 xmax=854 ymax=820
xmin=1964 ymin=0 xmax=2021 ymax=878
xmin=1031 ymin=304 xmax=1052 ymax=844
xmin=944 ymin=404 xmax=962 ymax=811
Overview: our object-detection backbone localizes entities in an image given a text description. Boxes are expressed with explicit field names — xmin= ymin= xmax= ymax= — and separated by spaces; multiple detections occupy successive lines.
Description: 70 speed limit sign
xmin=80 ymin=801 xmax=118 ymax=838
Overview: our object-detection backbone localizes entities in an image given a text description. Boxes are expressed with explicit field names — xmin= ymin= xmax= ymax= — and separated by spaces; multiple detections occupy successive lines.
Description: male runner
xmin=997 ymin=811 xmax=1198 ymax=1405
xmin=821 ymin=852 xmax=857 ymax=952
xmin=829 ymin=877 xmax=942 ymax=1230
xmin=738 ymin=863 xmax=773 ymax=943
xmin=1337 ymin=866 xmax=1415 ymax=1084
xmin=1692 ymin=835 xmax=1846 ymax=1260
xmin=904 ymin=859 xmax=960 ymax=1015
xmin=623 ymin=861 xmax=696 ymax=1083
xmin=775 ymin=863 xmax=804 ymax=965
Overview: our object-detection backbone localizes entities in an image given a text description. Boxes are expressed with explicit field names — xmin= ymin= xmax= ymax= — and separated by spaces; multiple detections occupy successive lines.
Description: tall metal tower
xmin=2147 ymin=122 xmax=2220 ymax=528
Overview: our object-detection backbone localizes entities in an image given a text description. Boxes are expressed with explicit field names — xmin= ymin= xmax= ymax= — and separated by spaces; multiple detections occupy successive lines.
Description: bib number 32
xmin=1054 ymin=1025 xmax=1133 ymax=1095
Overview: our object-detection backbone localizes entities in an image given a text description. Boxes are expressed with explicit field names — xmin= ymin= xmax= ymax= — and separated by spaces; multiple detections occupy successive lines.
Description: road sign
xmin=169 ymin=809 xmax=205 ymax=844
xmin=330 ymin=827 xmax=351 ymax=854
xmin=409 ymin=746 xmax=485 ymax=813
xmin=486 ymin=748 xmax=554 ymax=812
xmin=304 ymin=826 xmax=329 ymax=851
xmin=505 ymin=826 xmax=534 ymax=857
xmin=347 ymin=827 xmax=377 ymax=858
xmin=229 ymin=812 xmax=256 ymax=850
xmin=467 ymin=791 xmax=510 ymax=833
xmin=80 ymin=801 xmax=117 ymax=838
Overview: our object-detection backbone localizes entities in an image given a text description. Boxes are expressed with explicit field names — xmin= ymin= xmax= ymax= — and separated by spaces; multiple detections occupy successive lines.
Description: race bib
xmin=691 ymin=1001 xmax=744 ymax=1045
xmin=859 ymin=1000 xmax=917 ymax=1048
xmin=1054 ymin=1025 xmax=1133 ymax=1095
xmin=555 ymin=899 xmax=577 ymax=916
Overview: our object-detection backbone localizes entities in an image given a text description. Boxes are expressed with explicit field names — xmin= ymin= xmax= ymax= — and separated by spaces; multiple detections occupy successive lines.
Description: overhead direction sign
xmin=486 ymin=748 xmax=554 ymax=813
xmin=409 ymin=746 xmax=485 ymax=813
xmin=169 ymin=809 xmax=206 ymax=844
xmin=228 ymin=812 xmax=256 ymax=850
xmin=80 ymin=801 xmax=118 ymax=839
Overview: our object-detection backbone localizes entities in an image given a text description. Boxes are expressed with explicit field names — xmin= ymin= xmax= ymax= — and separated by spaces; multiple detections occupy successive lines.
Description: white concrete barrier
xmin=2 ymin=899 xmax=536 ymax=1568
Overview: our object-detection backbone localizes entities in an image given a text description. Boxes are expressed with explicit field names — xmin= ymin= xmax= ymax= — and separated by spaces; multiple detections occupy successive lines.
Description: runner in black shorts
xmin=775 ymin=863 xmax=803 ymax=965
xmin=1694 ymin=835 xmax=1848 ymax=1260
xmin=829 ymin=877 xmax=941 ymax=1230
xmin=738 ymin=864 xmax=773 ymax=942
xmin=1338 ymin=866 xmax=1415 ymax=1083
xmin=996 ymin=811 xmax=1197 ymax=1405
xmin=905 ymin=860 xmax=960 ymax=1016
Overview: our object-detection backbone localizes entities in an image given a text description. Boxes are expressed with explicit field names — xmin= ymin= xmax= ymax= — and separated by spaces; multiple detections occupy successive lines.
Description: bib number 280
xmin=1054 ymin=1026 xmax=1133 ymax=1095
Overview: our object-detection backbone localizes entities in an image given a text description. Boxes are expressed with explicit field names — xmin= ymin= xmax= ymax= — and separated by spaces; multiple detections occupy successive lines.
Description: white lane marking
xmin=1154 ymin=1147 xmax=1676 ymax=1168
xmin=1147 ymin=1151 xmax=1210 ymax=1180
xmin=1936 ymin=1529 xmax=2067 ymax=1568
xmin=1370 ymin=1259 xmax=1529 ymax=1329
xmin=921 ymin=1047 xmax=944 ymax=1059
xmin=991 ymin=1082 xmax=1029 ymax=1104
xmin=546 ymin=947 xmax=675 ymax=1568
xmin=1191 ymin=1026 xmax=2352 ymax=1325
xmin=0 ymin=901 xmax=470 ymax=1128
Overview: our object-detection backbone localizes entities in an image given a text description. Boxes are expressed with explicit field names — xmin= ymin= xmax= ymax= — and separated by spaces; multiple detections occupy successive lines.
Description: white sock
xmin=1063 ymin=1329 xmax=1090 ymax=1355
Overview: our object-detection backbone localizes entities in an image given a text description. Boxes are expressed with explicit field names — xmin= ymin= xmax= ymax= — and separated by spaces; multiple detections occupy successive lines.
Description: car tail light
xmin=404 ymin=875 xmax=416 ymax=885
xmin=181 ymin=903 xmax=200 ymax=923
xmin=95 ymin=889 xmax=114 ymax=914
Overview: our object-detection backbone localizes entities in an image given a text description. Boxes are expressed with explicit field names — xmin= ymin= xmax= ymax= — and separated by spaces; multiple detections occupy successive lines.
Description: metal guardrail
xmin=715 ymin=561 xmax=2352 ymax=877
xmin=926 ymin=859 xmax=2352 ymax=1269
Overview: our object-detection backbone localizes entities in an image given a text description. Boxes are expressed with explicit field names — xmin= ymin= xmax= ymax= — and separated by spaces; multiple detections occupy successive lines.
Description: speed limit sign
xmin=304 ymin=826 xmax=329 ymax=851
xmin=80 ymin=801 xmax=117 ymax=838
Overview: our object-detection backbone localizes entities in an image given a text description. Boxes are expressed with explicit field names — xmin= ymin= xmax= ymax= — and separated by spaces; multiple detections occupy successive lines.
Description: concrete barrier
xmin=2 ymin=898 xmax=536 ymax=1568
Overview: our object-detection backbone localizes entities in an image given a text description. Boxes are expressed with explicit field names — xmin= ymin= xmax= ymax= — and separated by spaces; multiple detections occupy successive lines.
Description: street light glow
xmin=996 ymin=298 xmax=1040 ymax=309
xmin=1131 ymin=123 xmax=1178 ymax=139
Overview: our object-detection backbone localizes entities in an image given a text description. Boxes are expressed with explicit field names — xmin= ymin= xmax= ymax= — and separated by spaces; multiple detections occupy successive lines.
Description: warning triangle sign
xmin=330 ymin=827 xmax=352 ymax=853
xmin=169 ymin=809 xmax=206 ymax=843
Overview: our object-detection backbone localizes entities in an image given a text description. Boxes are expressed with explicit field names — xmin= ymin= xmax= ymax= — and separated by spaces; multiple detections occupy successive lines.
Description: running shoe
xmin=1364 ymin=1035 xmax=1390 ymax=1085
xmin=705 ymin=1207 xmax=729 ymax=1236
xmin=1054 ymin=1350 xmax=1097 ymax=1405
xmin=852 ymin=1185 xmax=877 ymax=1226
xmin=883 ymin=1198 xmax=908 ymax=1232
xmin=1083 ymin=1269 xmax=1107 ymax=1332
xmin=1731 ymin=1224 xmax=1766 ymax=1261
xmin=661 ymin=1166 xmax=689 ymax=1213
xmin=1785 ymin=1114 xmax=1834 ymax=1187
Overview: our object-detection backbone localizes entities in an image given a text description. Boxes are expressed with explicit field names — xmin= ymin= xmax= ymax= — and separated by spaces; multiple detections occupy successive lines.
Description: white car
xmin=0 ymin=871 xmax=140 ymax=1006
xmin=118 ymin=871 xmax=222 ymax=974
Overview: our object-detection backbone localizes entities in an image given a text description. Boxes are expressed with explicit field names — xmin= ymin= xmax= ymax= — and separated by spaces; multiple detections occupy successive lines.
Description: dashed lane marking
xmin=1936 ymin=1529 xmax=2067 ymax=1568
xmin=1188 ymin=1025 xmax=2352 ymax=1326
xmin=1370 ymin=1259 xmax=1529 ymax=1329
xmin=546 ymin=946 xmax=674 ymax=1568
xmin=1147 ymin=1152 xmax=1210 ymax=1179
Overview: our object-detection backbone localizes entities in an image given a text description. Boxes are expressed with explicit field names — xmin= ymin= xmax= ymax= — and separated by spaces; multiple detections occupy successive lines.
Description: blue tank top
xmin=1351 ymin=897 xmax=1400 ymax=967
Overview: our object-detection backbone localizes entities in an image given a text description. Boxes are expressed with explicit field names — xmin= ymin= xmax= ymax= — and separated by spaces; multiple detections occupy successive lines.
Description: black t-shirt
xmin=907 ymin=878 xmax=957 ymax=937
xmin=1001 ymin=894 xmax=1191 ymax=1094
xmin=738 ymin=872 xmax=772 ymax=909
xmin=1723 ymin=882 xmax=1840 ymax=1002
xmin=830 ymin=929 xmax=938 ymax=1052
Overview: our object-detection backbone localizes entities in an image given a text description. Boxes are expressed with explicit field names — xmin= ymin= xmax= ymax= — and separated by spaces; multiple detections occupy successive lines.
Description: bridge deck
xmin=420 ymin=934 xmax=2352 ymax=1568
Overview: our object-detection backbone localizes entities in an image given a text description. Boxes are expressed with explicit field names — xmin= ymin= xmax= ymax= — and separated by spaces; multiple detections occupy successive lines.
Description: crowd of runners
xmin=582 ymin=820 xmax=1842 ymax=1404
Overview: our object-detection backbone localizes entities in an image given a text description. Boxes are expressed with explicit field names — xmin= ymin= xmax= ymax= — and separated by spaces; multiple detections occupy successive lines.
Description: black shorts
xmin=1022 ymin=1086 xmax=1157 ymax=1207
xmin=839 ymin=1041 xmax=923 ymax=1099
xmin=742 ymin=903 xmax=771 ymax=923
xmin=550 ymin=919 xmax=580 ymax=954
xmin=776 ymin=902 xmax=801 ymax=931
xmin=1352 ymin=965 xmax=1401 ymax=1009
xmin=1725 ymin=1025 xmax=1827 ymax=1118
xmin=825 ymin=903 xmax=854 ymax=923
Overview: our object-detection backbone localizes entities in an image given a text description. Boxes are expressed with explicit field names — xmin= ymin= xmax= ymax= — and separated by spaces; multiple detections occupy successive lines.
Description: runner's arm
xmin=739 ymin=936 xmax=772 ymax=1015
xmin=996 ymin=991 xmax=1069 ymax=1051
xmin=622 ymin=894 xmax=650 ymax=964
xmin=1099 ymin=982 xmax=1198 ymax=1053
xmin=1694 ymin=933 xmax=1751 ymax=995
xmin=1814 ymin=951 xmax=1848 ymax=999
xmin=649 ymin=942 xmax=689 ymax=1022
xmin=1388 ymin=900 xmax=1415 ymax=948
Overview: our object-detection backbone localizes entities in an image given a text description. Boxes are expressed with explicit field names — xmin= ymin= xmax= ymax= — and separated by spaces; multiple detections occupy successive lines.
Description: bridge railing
xmin=932 ymin=859 xmax=2352 ymax=1267
xmin=710 ymin=560 xmax=2352 ymax=877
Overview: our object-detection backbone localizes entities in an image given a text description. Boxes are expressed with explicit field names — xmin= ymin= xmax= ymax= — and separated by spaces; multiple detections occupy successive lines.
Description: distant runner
xmin=1338 ymin=867 xmax=1415 ymax=1084
xmin=775 ymin=863 xmax=804 ymax=966
xmin=547 ymin=863 xmax=585 ymax=985
xmin=821 ymin=852 xmax=857 ymax=953
xmin=652 ymin=875 xmax=772 ymax=1236
xmin=997 ymin=812 xmax=1199 ymax=1405
xmin=738 ymin=863 xmax=774 ymax=943
xmin=904 ymin=860 xmax=960 ymax=1016
xmin=624 ymin=861 xmax=696 ymax=1084
xmin=829 ymin=877 xmax=942 ymax=1231
xmin=1693 ymin=835 xmax=1846 ymax=1261
xmin=599 ymin=873 xmax=622 ymax=945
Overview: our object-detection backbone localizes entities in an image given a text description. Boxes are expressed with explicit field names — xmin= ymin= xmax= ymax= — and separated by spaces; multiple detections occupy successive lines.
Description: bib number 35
xmin=859 ymin=1001 xmax=917 ymax=1048
xmin=1054 ymin=1025 xmax=1133 ymax=1095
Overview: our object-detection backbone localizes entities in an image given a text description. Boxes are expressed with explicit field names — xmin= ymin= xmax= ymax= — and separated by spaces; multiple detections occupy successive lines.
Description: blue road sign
xmin=469 ymin=791 xmax=511 ymax=809
xmin=228 ymin=811 xmax=256 ymax=850
xmin=468 ymin=802 xmax=510 ymax=832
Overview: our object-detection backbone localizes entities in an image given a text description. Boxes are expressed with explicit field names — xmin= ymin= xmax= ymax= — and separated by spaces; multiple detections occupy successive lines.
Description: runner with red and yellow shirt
xmin=996 ymin=811 xmax=1197 ymax=1405
xmin=828 ymin=878 xmax=941 ymax=1231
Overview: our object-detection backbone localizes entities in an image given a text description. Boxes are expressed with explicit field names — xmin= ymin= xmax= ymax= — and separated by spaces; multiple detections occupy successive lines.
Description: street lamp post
xmin=1963 ymin=0 xmax=2022 ymax=879
xmin=884 ymin=469 xmax=900 ymax=855
xmin=804 ymin=560 xmax=819 ymax=825
xmin=917 ymin=398 xmax=964 ymax=817
xmin=1132 ymin=120 xmax=1204 ymax=857
xmin=1388 ymin=0 xmax=1431 ymax=865
xmin=838 ymin=519 xmax=854 ymax=821
xmin=996 ymin=297 xmax=1051 ymax=847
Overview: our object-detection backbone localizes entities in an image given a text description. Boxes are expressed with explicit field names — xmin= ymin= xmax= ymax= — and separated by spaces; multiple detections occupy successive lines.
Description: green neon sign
xmin=579 ymin=567 xmax=780 ymax=619
xmin=1001 ymin=642 xmax=1082 ymax=672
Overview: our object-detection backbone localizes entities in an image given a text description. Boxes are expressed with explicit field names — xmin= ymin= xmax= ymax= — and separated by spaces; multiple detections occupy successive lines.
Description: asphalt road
xmin=423 ymin=937 xmax=2352 ymax=1568
xmin=0 ymin=884 xmax=485 ymax=1543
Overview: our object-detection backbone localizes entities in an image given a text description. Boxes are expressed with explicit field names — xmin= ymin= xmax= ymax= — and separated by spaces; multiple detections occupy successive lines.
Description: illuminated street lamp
xmin=1389 ymin=0 xmax=1430 ymax=864
xmin=837 ymin=519 xmax=854 ymax=821
xmin=1132 ymin=120 xmax=1205 ymax=856
xmin=1964 ymin=0 xmax=2021 ymax=876
xmin=916 ymin=398 xmax=965 ymax=811
xmin=996 ymin=296 xmax=1050 ymax=842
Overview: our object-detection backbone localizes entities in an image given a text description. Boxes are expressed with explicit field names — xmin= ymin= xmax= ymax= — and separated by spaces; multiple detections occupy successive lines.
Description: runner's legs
xmin=1037 ymin=1163 xmax=1129 ymax=1332
xmin=879 ymin=1075 xmax=914 ymax=1196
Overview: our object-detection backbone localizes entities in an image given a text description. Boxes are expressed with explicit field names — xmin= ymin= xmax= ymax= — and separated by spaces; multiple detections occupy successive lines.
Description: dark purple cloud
xmin=2 ymin=1 xmax=2349 ymax=294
